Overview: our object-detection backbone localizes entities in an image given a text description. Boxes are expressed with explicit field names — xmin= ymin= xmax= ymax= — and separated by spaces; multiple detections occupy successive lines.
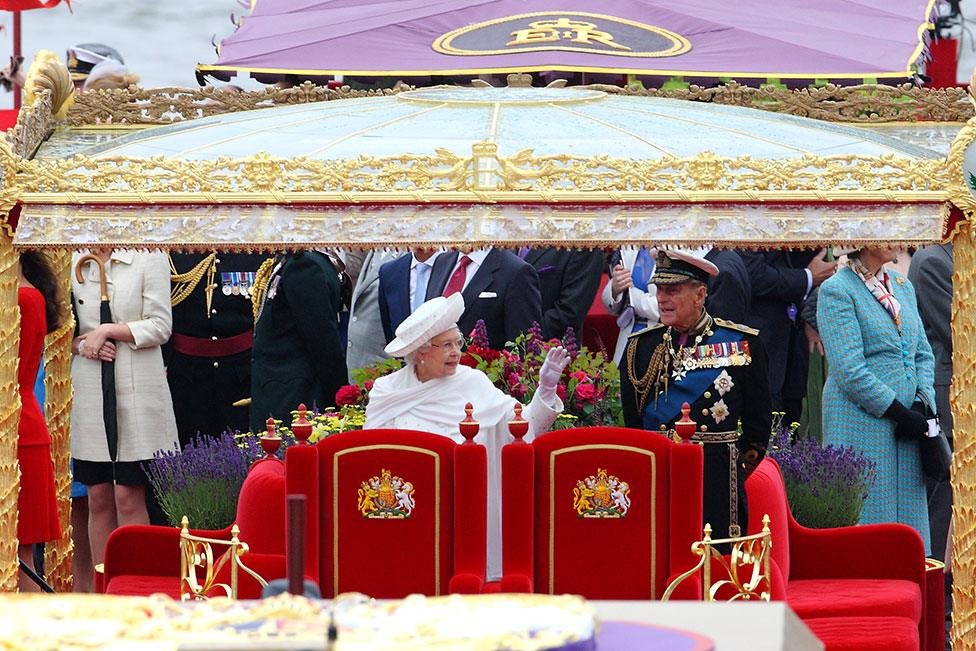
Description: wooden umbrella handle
xmin=74 ymin=254 xmax=109 ymax=301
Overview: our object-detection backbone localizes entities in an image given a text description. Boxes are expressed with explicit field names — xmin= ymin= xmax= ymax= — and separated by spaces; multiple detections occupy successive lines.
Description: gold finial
xmin=231 ymin=524 xmax=240 ymax=543
xmin=506 ymin=72 xmax=533 ymax=87
xmin=703 ymin=523 xmax=712 ymax=541
xmin=761 ymin=513 xmax=771 ymax=533
xmin=181 ymin=515 xmax=190 ymax=533
xmin=24 ymin=50 xmax=74 ymax=119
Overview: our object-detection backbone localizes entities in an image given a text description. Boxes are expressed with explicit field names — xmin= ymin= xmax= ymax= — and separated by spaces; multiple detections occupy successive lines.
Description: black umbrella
xmin=75 ymin=254 xmax=118 ymax=463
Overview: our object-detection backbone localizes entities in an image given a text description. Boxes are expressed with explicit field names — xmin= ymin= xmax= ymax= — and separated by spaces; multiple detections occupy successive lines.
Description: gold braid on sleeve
xmin=250 ymin=257 xmax=277 ymax=323
xmin=170 ymin=253 xmax=216 ymax=308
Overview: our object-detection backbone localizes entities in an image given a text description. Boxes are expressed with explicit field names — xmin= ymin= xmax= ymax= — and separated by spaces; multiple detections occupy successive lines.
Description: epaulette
xmin=627 ymin=322 xmax=666 ymax=338
xmin=713 ymin=318 xmax=759 ymax=336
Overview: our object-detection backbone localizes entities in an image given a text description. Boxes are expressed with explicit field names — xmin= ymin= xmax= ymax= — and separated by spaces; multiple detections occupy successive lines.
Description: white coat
xmin=70 ymin=250 xmax=179 ymax=463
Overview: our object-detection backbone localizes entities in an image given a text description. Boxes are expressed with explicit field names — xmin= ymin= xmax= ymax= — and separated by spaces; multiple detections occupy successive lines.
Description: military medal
xmin=239 ymin=272 xmax=250 ymax=298
xmin=221 ymin=272 xmax=233 ymax=296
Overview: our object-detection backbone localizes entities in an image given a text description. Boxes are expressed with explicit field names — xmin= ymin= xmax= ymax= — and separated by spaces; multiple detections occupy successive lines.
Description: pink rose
xmin=571 ymin=370 xmax=588 ymax=381
xmin=575 ymin=383 xmax=596 ymax=402
xmin=335 ymin=384 xmax=363 ymax=407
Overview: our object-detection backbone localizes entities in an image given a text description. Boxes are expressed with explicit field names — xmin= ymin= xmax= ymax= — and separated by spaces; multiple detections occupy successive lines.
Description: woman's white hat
xmin=384 ymin=293 xmax=465 ymax=358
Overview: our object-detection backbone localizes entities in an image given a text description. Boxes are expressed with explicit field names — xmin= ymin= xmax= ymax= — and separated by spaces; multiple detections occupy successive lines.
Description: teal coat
xmin=817 ymin=266 xmax=934 ymax=553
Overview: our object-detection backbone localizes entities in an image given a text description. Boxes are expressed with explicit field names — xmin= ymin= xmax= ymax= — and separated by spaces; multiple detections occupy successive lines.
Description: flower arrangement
xmin=768 ymin=415 xmax=876 ymax=529
xmin=274 ymin=405 xmax=369 ymax=441
xmin=146 ymin=431 xmax=265 ymax=530
xmin=460 ymin=321 xmax=622 ymax=428
xmin=338 ymin=320 xmax=621 ymax=430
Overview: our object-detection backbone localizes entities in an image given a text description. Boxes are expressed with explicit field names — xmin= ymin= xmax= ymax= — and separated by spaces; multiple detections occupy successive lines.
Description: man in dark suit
xmin=519 ymin=247 xmax=604 ymax=340
xmin=377 ymin=249 xmax=442 ymax=343
xmin=427 ymin=247 xmax=542 ymax=349
xmin=908 ymin=244 xmax=953 ymax=571
xmin=704 ymin=248 xmax=751 ymax=325
xmin=249 ymin=251 xmax=347 ymax=432
xmin=739 ymin=249 xmax=836 ymax=425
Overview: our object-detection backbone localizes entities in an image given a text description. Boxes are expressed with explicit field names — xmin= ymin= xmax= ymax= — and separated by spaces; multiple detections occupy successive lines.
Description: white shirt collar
xmin=411 ymin=250 xmax=442 ymax=270
xmin=461 ymin=248 xmax=490 ymax=266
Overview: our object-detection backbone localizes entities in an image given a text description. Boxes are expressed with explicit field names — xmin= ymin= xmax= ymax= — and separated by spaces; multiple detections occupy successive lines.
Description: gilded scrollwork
xmin=16 ymin=147 xmax=949 ymax=198
xmin=66 ymin=81 xmax=409 ymax=126
xmin=63 ymin=81 xmax=975 ymax=127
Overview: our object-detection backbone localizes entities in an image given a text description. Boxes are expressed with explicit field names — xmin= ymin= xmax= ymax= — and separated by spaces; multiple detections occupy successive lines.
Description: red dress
xmin=17 ymin=286 xmax=61 ymax=544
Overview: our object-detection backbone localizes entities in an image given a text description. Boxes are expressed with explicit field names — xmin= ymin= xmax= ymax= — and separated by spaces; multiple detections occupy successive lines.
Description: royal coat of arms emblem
xmin=573 ymin=468 xmax=631 ymax=518
xmin=357 ymin=469 xmax=415 ymax=519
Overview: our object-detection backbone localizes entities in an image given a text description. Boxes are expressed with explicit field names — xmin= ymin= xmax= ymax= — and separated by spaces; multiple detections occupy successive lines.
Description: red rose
xmin=459 ymin=354 xmax=478 ymax=368
xmin=571 ymin=370 xmax=588 ymax=381
xmin=364 ymin=380 xmax=374 ymax=391
xmin=556 ymin=384 xmax=567 ymax=401
xmin=335 ymin=384 xmax=363 ymax=407
xmin=574 ymin=383 xmax=596 ymax=402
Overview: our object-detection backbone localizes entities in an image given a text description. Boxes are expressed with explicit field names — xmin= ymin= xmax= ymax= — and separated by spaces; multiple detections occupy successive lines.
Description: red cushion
xmin=804 ymin=616 xmax=919 ymax=651
xmin=236 ymin=458 xmax=287 ymax=555
xmin=744 ymin=459 xmax=791 ymax=583
xmin=788 ymin=578 xmax=922 ymax=622
xmin=106 ymin=575 xmax=180 ymax=598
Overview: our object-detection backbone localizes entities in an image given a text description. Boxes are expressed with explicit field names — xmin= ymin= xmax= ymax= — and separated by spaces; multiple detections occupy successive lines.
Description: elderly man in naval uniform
xmin=619 ymin=250 xmax=772 ymax=541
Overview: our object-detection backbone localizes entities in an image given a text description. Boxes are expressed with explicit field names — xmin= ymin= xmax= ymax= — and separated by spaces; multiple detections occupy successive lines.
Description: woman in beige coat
xmin=71 ymin=249 xmax=178 ymax=566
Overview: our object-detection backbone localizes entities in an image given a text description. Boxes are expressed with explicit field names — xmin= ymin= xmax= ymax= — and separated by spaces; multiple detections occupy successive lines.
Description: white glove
xmin=538 ymin=346 xmax=570 ymax=404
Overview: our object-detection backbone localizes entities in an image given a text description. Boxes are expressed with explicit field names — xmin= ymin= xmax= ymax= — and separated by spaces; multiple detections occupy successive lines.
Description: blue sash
xmin=641 ymin=326 xmax=745 ymax=430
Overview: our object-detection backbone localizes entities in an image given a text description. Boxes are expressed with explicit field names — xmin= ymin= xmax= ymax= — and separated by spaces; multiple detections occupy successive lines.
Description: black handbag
xmin=916 ymin=394 xmax=952 ymax=482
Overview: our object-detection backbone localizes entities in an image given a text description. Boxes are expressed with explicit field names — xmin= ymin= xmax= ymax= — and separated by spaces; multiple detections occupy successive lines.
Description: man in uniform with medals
xmin=620 ymin=250 xmax=772 ymax=541
xmin=168 ymin=252 xmax=269 ymax=445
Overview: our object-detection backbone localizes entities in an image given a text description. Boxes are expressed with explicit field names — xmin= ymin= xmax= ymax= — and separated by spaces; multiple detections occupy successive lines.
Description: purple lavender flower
xmin=470 ymin=319 xmax=490 ymax=349
xmin=562 ymin=326 xmax=578 ymax=357
xmin=146 ymin=430 xmax=261 ymax=529
xmin=768 ymin=430 xmax=876 ymax=529
xmin=526 ymin=321 xmax=544 ymax=355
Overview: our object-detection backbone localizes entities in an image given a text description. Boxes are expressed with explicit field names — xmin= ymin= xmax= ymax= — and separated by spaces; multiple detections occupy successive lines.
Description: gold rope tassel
xmin=169 ymin=253 xmax=216 ymax=308
xmin=250 ymin=257 xmax=276 ymax=323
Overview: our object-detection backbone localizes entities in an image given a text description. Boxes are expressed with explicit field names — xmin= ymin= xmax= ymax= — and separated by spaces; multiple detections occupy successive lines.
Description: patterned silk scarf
xmin=847 ymin=257 xmax=901 ymax=329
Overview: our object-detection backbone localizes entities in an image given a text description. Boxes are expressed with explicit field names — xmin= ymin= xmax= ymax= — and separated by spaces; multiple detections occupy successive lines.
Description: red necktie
xmin=442 ymin=255 xmax=472 ymax=297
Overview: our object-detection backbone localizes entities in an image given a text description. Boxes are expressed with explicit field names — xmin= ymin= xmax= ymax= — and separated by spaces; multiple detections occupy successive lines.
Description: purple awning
xmin=199 ymin=0 xmax=940 ymax=80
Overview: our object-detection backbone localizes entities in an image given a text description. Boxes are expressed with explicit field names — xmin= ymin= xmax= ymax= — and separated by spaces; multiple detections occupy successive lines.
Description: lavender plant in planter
xmin=146 ymin=431 xmax=258 ymax=530
xmin=768 ymin=429 xmax=876 ymax=529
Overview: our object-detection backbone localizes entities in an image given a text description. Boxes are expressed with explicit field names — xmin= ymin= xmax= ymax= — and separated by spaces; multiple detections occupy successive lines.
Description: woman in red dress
xmin=17 ymin=251 xmax=65 ymax=592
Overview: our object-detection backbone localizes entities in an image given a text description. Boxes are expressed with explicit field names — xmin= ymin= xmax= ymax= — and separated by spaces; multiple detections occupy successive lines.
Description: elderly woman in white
xmin=365 ymin=294 xmax=569 ymax=579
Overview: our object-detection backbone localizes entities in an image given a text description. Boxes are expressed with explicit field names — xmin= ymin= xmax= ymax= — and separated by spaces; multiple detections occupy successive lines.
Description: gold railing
xmin=662 ymin=515 xmax=773 ymax=602
xmin=179 ymin=516 xmax=267 ymax=601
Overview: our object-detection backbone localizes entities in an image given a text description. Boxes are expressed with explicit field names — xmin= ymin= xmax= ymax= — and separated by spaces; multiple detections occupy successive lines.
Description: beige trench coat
xmin=70 ymin=250 xmax=179 ymax=463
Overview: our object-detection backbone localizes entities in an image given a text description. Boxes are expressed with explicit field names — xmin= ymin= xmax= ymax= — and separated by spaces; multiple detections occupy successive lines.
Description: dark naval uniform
xmin=249 ymin=252 xmax=348 ymax=433
xmin=620 ymin=312 xmax=772 ymax=539
xmin=168 ymin=252 xmax=269 ymax=445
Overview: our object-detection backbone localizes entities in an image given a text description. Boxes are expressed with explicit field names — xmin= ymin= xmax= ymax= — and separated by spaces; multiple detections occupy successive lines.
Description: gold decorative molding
xmin=15 ymin=149 xmax=950 ymax=199
xmin=66 ymin=81 xmax=407 ymax=126
xmin=0 ymin=228 xmax=20 ymax=592
xmin=42 ymin=250 xmax=74 ymax=592
xmin=179 ymin=516 xmax=267 ymax=601
xmin=5 ymin=89 xmax=56 ymax=160
xmin=951 ymin=221 xmax=976 ymax=648
xmin=62 ymin=81 xmax=974 ymax=127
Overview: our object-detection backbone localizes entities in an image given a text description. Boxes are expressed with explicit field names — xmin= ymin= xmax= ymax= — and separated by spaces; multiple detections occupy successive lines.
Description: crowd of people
xmin=12 ymin=239 xmax=954 ymax=595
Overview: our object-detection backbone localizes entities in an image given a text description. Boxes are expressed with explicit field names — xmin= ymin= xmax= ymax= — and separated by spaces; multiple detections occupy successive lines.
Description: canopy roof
xmin=85 ymin=87 xmax=939 ymax=162
xmin=199 ymin=0 xmax=939 ymax=81
xmin=13 ymin=86 xmax=950 ymax=250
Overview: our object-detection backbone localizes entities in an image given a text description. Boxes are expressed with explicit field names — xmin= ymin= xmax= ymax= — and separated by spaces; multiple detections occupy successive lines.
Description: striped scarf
xmin=848 ymin=257 xmax=901 ymax=329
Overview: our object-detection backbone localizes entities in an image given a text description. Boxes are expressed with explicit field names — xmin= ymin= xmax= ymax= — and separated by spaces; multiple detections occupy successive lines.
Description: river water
xmin=19 ymin=0 xmax=248 ymax=90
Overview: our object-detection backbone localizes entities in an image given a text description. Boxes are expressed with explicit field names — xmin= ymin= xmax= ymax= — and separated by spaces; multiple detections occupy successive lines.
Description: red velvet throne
xmin=100 ymin=457 xmax=288 ymax=598
xmin=285 ymin=426 xmax=488 ymax=597
xmin=746 ymin=458 xmax=936 ymax=651
xmin=497 ymin=426 xmax=704 ymax=598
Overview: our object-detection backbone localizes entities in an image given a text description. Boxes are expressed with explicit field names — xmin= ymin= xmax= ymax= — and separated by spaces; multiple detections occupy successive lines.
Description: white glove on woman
xmin=537 ymin=346 xmax=570 ymax=405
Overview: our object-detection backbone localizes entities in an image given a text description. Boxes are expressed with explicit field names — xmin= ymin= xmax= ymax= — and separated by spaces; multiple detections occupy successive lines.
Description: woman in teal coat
xmin=818 ymin=247 xmax=934 ymax=553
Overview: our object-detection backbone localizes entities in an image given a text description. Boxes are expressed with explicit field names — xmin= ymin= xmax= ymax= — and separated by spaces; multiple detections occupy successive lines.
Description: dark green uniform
xmin=619 ymin=312 xmax=772 ymax=539
xmin=250 ymin=252 xmax=348 ymax=433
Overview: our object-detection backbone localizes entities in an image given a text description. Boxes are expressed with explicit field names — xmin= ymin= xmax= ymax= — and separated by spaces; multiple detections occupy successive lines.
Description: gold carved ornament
xmin=17 ymin=149 xmax=949 ymax=201
xmin=179 ymin=516 xmax=268 ymax=601
xmin=661 ymin=515 xmax=773 ymax=602
xmin=61 ymin=81 xmax=974 ymax=127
